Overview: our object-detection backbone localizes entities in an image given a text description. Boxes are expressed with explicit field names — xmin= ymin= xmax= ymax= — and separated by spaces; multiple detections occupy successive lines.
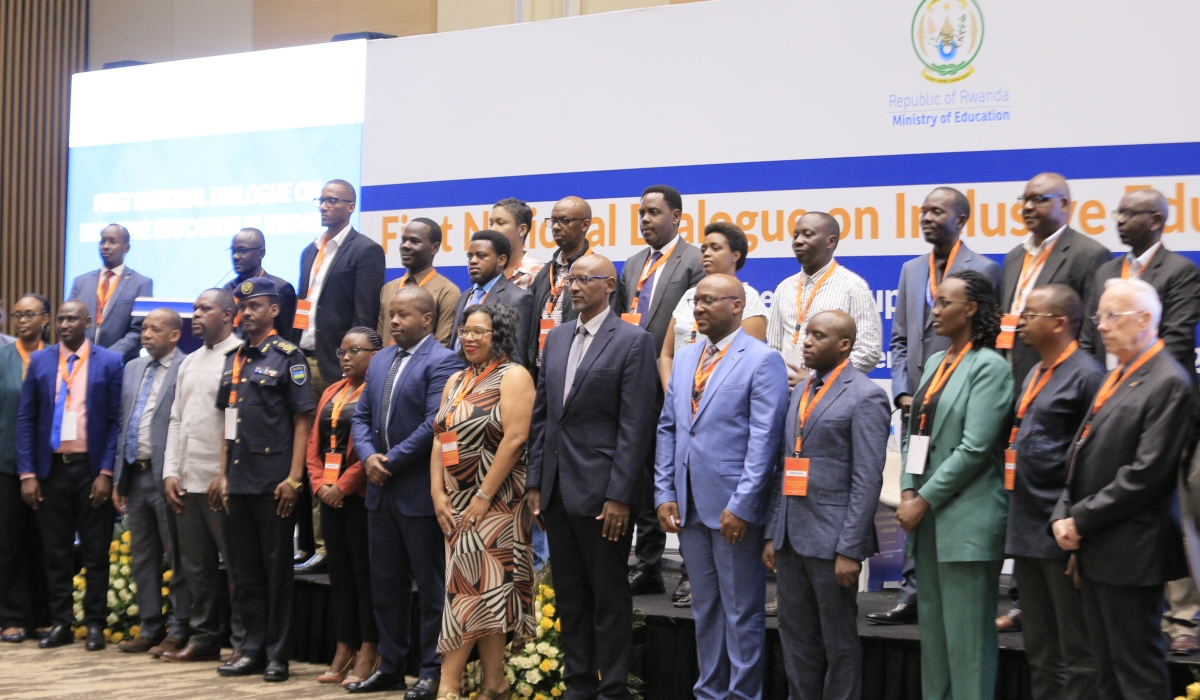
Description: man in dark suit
xmin=349 ymin=286 xmax=464 ymax=697
xmin=615 ymin=185 xmax=705 ymax=596
xmin=764 ymin=310 xmax=891 ymax=700
xmin=527 ymin=253 xmax=658 ymax=700
xmin=223 ymin=227 xmax=298 ymax=340
xmin=112 ymin=309 xmax=191 ymax=655
xmin=16 ymin=300 xmax=123 ymax=650
xmin=68 ymin=223 xmax=153 ymax=363
xmin=1007 ymin=285 xmax=1104 ymax=700
xmin=1052 ymin=278 xmax=1192 ymax=700
xmin=527 ymin=196 xmax=592 ymax=379
xmin=999 ymin=173 xmax=1110 ymax=385
xmin=452 ymin=230 xmax=534 ymax=367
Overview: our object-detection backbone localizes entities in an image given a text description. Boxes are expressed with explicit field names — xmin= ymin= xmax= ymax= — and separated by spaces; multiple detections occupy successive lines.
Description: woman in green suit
xmin=896 ymin=270 xmax=1014 ymax=700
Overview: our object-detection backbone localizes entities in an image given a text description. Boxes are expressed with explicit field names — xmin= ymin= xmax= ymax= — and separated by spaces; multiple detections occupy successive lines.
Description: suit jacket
xmin=307 ymin=378 xmax=367 ymax=499
xmin=113 ymin=347 xmax=183 ymax=490
xmin=224 ymin=271 xmax=298 ymax=342
xmin=298 ymin=228 xmax=386 ymax=383
xmin=452 ymin=275 xmax=535 ymax=368
xmin=0 ymin=343 xmax=24 ymax=475
xmin=891 ymin=244 xmax=1002 ymax=399
xmin=526 ymin=243 xmax=590 ymax=383
xmin=1000 ymin=227 xmax=1111 ymax=383
xmin=16 ymin=343 xmax=124 ymax=479
xmin=902 ymin=347 xmax=1014 ymax=562
xmin=613 ymin=238 xmax=705 ymax=356
xmin=766 ymin=365 xmax=891 ymax=561
xmin=68 ymin=267 xmax=153 ymax=363
xmin=527 ymin=311 xmax=658 ymax=517
xmin=1081 ymin=246 xmax=1200 ymax=381
xmin=1052 ymin=348 xmax=1192 ymax=586
xmin=350 ymin=336 xmax=464 ymax=514
xmin=655 ymin=330 xmax=789 ymax=529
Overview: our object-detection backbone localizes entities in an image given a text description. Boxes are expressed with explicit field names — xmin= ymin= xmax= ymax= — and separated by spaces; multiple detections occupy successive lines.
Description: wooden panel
xmin=0 ymin=0 xmax=88 ymax=336
xmin=252 ymin=0 xmax=436 ymax=50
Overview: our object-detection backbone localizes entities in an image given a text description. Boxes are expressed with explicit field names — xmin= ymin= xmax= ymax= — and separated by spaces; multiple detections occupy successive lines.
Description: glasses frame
xmin=10 ymin=311 xmax=47 ymax=321
xmin=1019 ymin=311 xmax=1062 ymax=321
xmin=563 ymin=275 xmax=612 ymax=287
xmin=1110 ymin=209 xmax=1160 ymax=221
xmin=931 ymin=298 xmax=970 ymax=311
xmin=544 ymin=217 xmax=585 ymax=227
xmin=1016 ymin=193 xmax=1066 ymax=205
xmin=227 ymin=246 xmax=264 ymax=255
xmin=335 ymin=346 xmax=378 ymax=359
xmin=693 ymin=295 xmax=739 ymax=309
xmin=456 ymin=327 xmax=495 ymax=340
xmin=1091 ymin=310 xmax=1144 ymax=326
xmin=313 ymin=197 xmax=354 ymax=208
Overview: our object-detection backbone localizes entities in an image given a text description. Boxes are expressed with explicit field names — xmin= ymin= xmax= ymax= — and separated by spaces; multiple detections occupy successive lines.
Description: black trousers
xmin=632 ymin=439 xmax=665 ymax=575
xmin=0 ymin=473 xmax=48 ymax=629
xmin=1080 ymin=577 xmax=1168 ymax=700
xmin=544 ymin=488 xmax=634 ymax=700
xmin=224 ymin=492 xmax=294 ymax=663
xmin=36 ymin=458 xmax=114 ymax=627
xmin=321 ymin=495 xmax=376 ymax=647
xmin=1015 ymin=556 xmax=1095 ymax=700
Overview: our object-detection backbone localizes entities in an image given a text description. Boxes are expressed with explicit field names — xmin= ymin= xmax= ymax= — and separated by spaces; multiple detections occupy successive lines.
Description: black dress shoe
xmin=628 ymin=570 xmax=666 ymax=595
xmin=85 ymin=625 xmax=105 ymax=651
xmin=294 ymin=553 xmax=327 ymax=574
xmin=405 ymin=676 xmax=439 ymax=699
xmin=217 ymin=655 xmax=267 ymax=676
xmin=293 ymin=550 xmax=311 ymax=563
xmin=347 ymin=669 xmax=407 ymax=693
xmin=263 ymin=660 xmax=289 ymax=682
xmin=38 ymin=625 xmax=73 ymax=648
xmin=866 ymin=602 xmax=918 ymax=625
xmin=1 ymin=630 xmax=24 ymax=643
xmin=672 ymin=576 xmax=691 ymax=602
xmin=31 ymin=628 xmax=52 ymax=641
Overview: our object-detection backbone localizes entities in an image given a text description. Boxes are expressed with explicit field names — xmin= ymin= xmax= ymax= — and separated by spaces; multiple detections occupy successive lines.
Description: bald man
xmin=656 ymin=275 xmax=789 ymax=700
xmin=527 ymin=196 xmax=593 ymax=380
xmin=68 ymin=223 xmax=154 ymax=363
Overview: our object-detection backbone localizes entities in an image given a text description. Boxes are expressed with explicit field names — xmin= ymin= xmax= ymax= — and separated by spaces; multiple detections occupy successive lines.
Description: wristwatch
xmin=286 ymin=477 xmax=303 ymax=491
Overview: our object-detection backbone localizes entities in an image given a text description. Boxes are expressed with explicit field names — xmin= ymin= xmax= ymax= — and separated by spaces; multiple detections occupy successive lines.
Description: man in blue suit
xmin=655 ymin=275 xmax=789 ymax=700
xmin=68 ymin=224 xmax=154 ymax=363
xmin=765 ymin=310 xmax=891 ymax=700
xmin=17 ymin=300 xmax=123 ymax=650
xmin=349 ymin=286 xmax=464 ymax=697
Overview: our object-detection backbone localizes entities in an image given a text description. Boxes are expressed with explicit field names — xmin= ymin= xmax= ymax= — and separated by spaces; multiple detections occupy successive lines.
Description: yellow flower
xmin=121 ymin=530 xmax=131 ymax=543
xmin=535 ymin=695 xmax=547 ymax=700
xmin=119 ymin=543 xmax=131 ymax=555
xmin=1187 ymin=682 xmax=1200 ymax=699
xmin=541 ymin=604 xmax=555 ymax=618
xmin=550 ymin=690 xmax=561 ymax=697
xmin=161 ymin=587 xmax=170 ymax=597
xmin=80 ymin=567 xmax=87 ymax=574
xmin=109 ymin=554 xmax=118 ymax=564
xmin=103 ymin=629 xmax=112 ymax=641
xmin=554 ymin=619 xmax=561 ymax=632
xmin=130 ymin=625 xmax=140 ymax=638
xmin=539 ymin=659 xmax=552 ymax=673
xmin=162 ymin=570 xmax=173 ymax=583
xmin=539 ymin=617 xmax=553 ymax=630
xmin=119 ymin=555 xmax=131 ymax=566
xmin=74 ymin=626 xmax=87 ymax=639
xmin=109 ymin=541 xmax=120 ymax=553
xmin=111 ymin=632 xmax=124 ymax=643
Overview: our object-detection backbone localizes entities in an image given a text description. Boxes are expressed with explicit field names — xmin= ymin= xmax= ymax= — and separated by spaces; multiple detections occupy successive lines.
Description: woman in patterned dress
xmin=431 ymin=302 xmax=536 ymax=700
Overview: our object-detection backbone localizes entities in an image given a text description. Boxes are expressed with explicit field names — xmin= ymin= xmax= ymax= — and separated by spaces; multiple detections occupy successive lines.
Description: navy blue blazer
xmin=351 ymin=335 xmax=464 ymax=515
xmin=68 ymin=267 xmax=153 ymax=363
xmin=16 ymin=342 xmax=124 ymax=479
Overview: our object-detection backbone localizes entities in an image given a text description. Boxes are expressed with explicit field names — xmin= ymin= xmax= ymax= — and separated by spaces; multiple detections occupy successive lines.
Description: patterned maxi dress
xmin=434 ymin=361 xmax=535 ymax=653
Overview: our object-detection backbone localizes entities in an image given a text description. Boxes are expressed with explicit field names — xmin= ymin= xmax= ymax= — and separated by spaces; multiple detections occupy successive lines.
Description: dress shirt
xmin=378 ymin=270 xmax=461 ymax=347
xmin=98 ymin=263 xmax=125 ymax=319
xmin=135 ymin=354 xmax=173 ymax=461
xmin=300 ymin=223 xmax=352 ymax=351
xmin=54 ymin=340 xmax=89 ymax=455
xmin=384 ymin=334 xmax=432 ymax=444
xmin=163 ymin=333 xmax=241 ymax=491
xmin=766 ymin=259 xmax=882 ymax=374
xmin=671 ymin=283 xmax=767 ymax=350
xmin=638 ymin=235 xmax=679 ymax=313
xmin=575 ymin=306 xmax=611 ymax=360
xmin=1126 ymin=241 xmax=1162 ymax=277
xmin=705 ymin=328 xmax=737 ymax=354
xmin=469 ymin=273 xmax=503 ymax=305
xmin=1009 ymin=225 xmax=1066 ymax=315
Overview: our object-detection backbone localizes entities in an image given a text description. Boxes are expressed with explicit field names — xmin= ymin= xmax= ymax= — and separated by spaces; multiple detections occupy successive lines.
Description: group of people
xmin=0 ymin=173 xmax=1195 ymax=700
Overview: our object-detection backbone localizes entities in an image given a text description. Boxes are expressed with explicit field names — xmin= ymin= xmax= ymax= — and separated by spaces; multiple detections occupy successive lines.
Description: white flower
xmin=524 ymin=642 xmax=536 ymax=654
xmin=536 ymin=626 xmax=545 ymax=638
xmin=549 ymin=659 xmax=559 ymax=670
xmin=75 ymin=609 xmax=85 ymax=622
xmin=529 ymin=653 xmax=541 ymax=665
xmin=109 ymin=565 xmax=118 ymax=578
xmin=524 ymin=669 xmax=542 ymax=685
xmin=107 ymin=591 xmax=118 ymax=607
xmin=129 ymin=582 xmax=137 ymax=593
xmin=127 ymin=604 xmax=139 ymax=617
xmin=515 ymin=682 xmax=534 ymax=697
xmin=120 ymin=565 xmax=131 ymax=577
xmin=504 ymin=667 xmax=516 ymax=684
xmin=544 ymin=647 xmax=558 ymax=659
xmin=535 ymin=642 xmax=549 ymax=654
xmin=119 ymin=589 xmax=132 ymax=602
xmin=113 ymin=578 xmax=127 ymax=591
xmin=107 ymin=612 xmax=119 ymax=625
xmin=72 ymin=590 xmax=84 ymax=602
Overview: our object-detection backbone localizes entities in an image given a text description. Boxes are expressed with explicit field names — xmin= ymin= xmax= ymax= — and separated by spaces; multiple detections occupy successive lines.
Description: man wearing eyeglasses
xmin=222 ymin=228 xmax=297 ymax=341
xmin=527 ymin=196 xmax=593 ymax=381
xmin=998 ymin=173 xmax=1111 ymax=386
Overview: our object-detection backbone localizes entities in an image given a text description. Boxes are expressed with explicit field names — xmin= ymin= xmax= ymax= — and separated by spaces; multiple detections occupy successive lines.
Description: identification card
xmin=1004 ymin=448 xmax=1016 ymax=491
xmin=439 ymin=431 xmax=460 ymax=467
xmin=224 ymin=408 xmax=238 ymax=440
xmin=996 ymin=313 xmax=1020 ymax=350
xmin=539 ymin=319 xmax=554 ymax=351
xmin=323 ymin=453 xmax=342 ymax=486
xmin=905 ymin=435 xmax=930 ymax=475
xmin=782 ymin=457 xmax=809 ymax=496
xmin=60 ymin=412 xmax=78 ymax=441
xmin=620 ymin=312 xmax=642 ymax=326
xmin=293 ymin=299 xmax=312 ymax=330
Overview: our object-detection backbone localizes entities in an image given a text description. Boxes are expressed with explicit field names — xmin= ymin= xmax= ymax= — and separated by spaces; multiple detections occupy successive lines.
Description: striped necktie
xmin=691 ymin=344 xmax=721 ymax=415
xmin=378 ymin=348 xmax=410 ymax=449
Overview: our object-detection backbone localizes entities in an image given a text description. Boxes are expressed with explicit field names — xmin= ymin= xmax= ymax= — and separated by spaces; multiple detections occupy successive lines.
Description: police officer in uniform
xmin=215 ymin=278 xmax=315 ymax=683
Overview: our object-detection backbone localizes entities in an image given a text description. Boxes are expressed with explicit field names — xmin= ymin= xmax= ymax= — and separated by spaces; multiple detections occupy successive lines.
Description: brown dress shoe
xmin=996 ymin=608 xmax=1022 ymax=633
xmin=162 ymin=643 xmax=221 ymax=662
xmin=148 ymin=637 xmax=186 ymax=657
xmin=1170 ymin=633 xmax=1198 ymax=656
xmin=118 ymin=634 xmax=166 ymax=654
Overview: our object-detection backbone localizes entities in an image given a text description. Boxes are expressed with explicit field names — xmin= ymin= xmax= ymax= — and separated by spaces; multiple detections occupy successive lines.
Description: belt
xmin=54 ymin=452 xmax=88 ymax=464
xmin=129 ymin=459 xmax=153 ymax=471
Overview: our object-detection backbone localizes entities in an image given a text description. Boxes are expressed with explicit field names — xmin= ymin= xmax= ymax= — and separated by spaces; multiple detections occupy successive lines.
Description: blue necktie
xmin=124 ymin=360 xmax=159 ymax=463
xmin=471 ymin=286 xmax=486 ymax=305
xmin=50 ymin=354 xmax=78 ymax=450
xmin=635 ymin=251 xmax=663 ymax=328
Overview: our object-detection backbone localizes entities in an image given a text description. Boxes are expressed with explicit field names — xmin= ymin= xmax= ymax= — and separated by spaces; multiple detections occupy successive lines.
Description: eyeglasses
xmin=10 ymin=311 xmax=46 ymax=321
xmin=335 ymin=346 xmax=378 ymax=359
xmin=1110 ymin=209 xmax=1160 ymax=221
xmin=544 ymin=217 xmax=585 ymax=227
xmin=313 ymin=197 xmax=354 ymax=207
xmin=228 ymin=246 xmax=263 ymax=255
xmin=457 ymin=327 xmax=494 ymax=340
xmin=1019 ymin=311 xmax=1061 ymax=321
xmin=932 ymin=298 xmax=969 ymax=310
xmin=1016 ymin=194 xmax=1066 ymax=205
xmin=1091 ymin=310 xmax=1143 ymax=326
xmin=694 ymin=295 xmax=738 ymax=309
xmin=564 ymin=275 xmax=611 ymax=286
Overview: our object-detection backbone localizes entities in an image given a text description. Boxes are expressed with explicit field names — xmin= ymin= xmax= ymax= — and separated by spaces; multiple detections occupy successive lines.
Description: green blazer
xmin=902 ymin=346 xmax=1014 ymax=562
xmin=0 ymin=343 xmax=24 ymax=476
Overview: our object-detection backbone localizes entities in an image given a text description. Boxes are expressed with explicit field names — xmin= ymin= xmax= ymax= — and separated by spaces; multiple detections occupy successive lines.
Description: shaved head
xmin=568 ymin=253 xmax=616 ymax=319
xmin=930 ymin=187 xmax=971 ymax=220
xmin=60 ymin=300 xmax=88 ymax=317
xmin=393 ymin=284 xmax=435 ymax=316
xmin=571 ymin=253 xmax=616 ymax=279
xmin=1029 ymin=172 xmax=1071 ymax=200
xmin=558 ymin=196 xmax=592 ymax=220
xmin=694 ymin=274 xmax=746 ymax=342
xmin=811 ymin=310 xmax=857 ymax=345
xmin=696 ymin=274 xmax=745 ymax=301
xmin=1029 ymin=284 xmax=1083 ymax=336
xmin=803 ymin=310 xmax=856 ymax=372
xmin=1125 ymin=188 xmax=1170 ymax=220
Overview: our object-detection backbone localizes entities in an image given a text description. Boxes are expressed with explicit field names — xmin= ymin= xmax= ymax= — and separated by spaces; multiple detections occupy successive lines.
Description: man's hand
xmin=785 ymin=361 xmax=803 ymax=388
xmin=895 ymin=490 xmax=929 ymax=533
xmin=208 ymin=475 xmax=227 ymax=513
xmin=835 ymin=554 xmax=862 ymax=588
xmin=112 ymin=485 xmax=128 ymax=514
xmin=1065 ymin=553 xmax=1082 ymax=589
xmin=719 ymin=508 xmax=749 ymax=544
xmin=318 ymin=484 xmax=345 ymax=509
xmin=657 ymin=502 xmax=682 ymax=534
xmin=596 ymin=500 xmax=631 ymax=542
xmin=364 ymin=454 xmax=391 ymax=486
xmin=164 ymin=477 xmax=185 ymax=514
xmin=763 ymin=540 xmax=777 ymax=573
xmin=1052 ymin=517 xmax=1081 ymax=551
xmin=526 ymin=488 xmax=541 ymax=517
xmin=274 ymin=479 xmax=298 ymax=517
xmin=90 ymin=474 xmax=113 ymax=508
xmin=20 ymin=478 xmax=42 ymax=510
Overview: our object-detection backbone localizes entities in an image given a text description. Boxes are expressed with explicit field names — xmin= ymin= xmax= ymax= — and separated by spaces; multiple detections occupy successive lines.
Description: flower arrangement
xmin=460 ymin=578 xmax=566 ymax=700
xmin=71 ymin=519 xmax=172 ymax=643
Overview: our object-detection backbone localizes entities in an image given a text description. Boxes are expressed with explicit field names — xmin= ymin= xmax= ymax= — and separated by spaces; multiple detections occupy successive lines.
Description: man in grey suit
xmin=765 ymin=310 xmax=891 ymax=700
xmin=877 ymin=186 xmax=1001 ymax=625
xmin=111 ymin=308 xmax=190 ymax=654
xmin=614 ymin=184 xmax=705 ymax=596
xmin=68 ymin=223 xmax=154 ymax=364
xmin=451 ymin=230 xmax=534 ymax=368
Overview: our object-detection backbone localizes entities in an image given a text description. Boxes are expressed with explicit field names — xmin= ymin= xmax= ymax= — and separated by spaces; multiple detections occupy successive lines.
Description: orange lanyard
xmin=792 ymin=359 xmax=848 ymax=454
xmin=791 ymin=262 xmax=838 ymax=345
xmin=402 ymin=268 xmax=437 ymax=287
xmin=917 ymin=342 xmax=972 ymax=433
xmin=1121 ymin=248 xmax=1157 ymax=279
xmin=17 ymin=341 xmax=43 ymax=380
xmin=1008 ymin=341 xmax=1078 ymax=446
xmin=228 ymin=330 xmax=277 ymax=406
xmin=928 ymin=241 xmax=960 ymax=301
xmin=544 ymin=265 xmax=569 ymax=317
xmin=96 ymin=272 xmax=116 ymax=324
xmin=629 ymin=248 xmax=672 ymax=312
xmin=446 ymin=359 xmax=502 ymax=427
xmin=57 ymin=347 xmax=85 ymax=399
xmin=328 ymin=382 xmax=365 ymax=450
xmin=692 ymin=343 xmax=731 ymax=414
xmin=1080 ymin=339 xmax=1164 ymax=440
xmin=306 ymin=238 xmax=331 ymax=298
xmin=1011 ymin=242 xmax=1056 ymax=314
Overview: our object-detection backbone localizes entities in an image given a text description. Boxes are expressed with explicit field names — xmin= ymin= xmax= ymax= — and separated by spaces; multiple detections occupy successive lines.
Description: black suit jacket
xmin=452 ymin=275 xmax=535 ymax=369
xmin=612 ymin=238 xmax=705 ymax=356
xmin=526 ymin=243 xmax=590 ymax=383
xmin=527 ymin=310 xmax=658 ymax=517
xmin=1052 ymin=349 xmax=1191 ymax=586
xmin=224 ymin=270 xmax=298 ymax=342
xmin=298 ymin=228 xmax=386 ymax=382
xmin=1081 ymin=246 xmax=1200 ymax=382
xmin=1000 ymin=227 xmax=1111 ymax=384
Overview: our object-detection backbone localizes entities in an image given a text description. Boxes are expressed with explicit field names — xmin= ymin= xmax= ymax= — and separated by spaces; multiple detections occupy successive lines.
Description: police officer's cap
xmin=234 ymin=276 xmax=278 ymax=301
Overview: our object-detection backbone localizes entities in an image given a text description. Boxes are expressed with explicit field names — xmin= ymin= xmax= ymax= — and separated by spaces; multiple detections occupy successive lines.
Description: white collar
xmin=1129 ymin=241 xmax=1162 ymax=270
xmin=649 ymin=235 xmax=679 ymax=259
xmin=149 ymin=351 xmax=174 ymax=368
xmin=1022 ymin=225 xmax=1066 ymax=256
xmin=706 ymin=327 xmax=740 ymax=353
xmin=579 ymin=306 xmax=611 ymax=336
xmin=210 ymin=333 xmax=243 ymax=354
xmin=102 ymin=263 xmax=125 ymax=278
xmin=398 ymin=333 xmax=432 ymax=356
xmin=800 ymin=257 xmax=837 ymax=283
xmin=322 ymin=223 xmax=353 ymax=249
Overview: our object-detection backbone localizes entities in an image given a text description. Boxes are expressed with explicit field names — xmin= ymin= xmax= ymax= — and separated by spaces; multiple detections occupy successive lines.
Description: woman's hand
xmin=895 ymin=490 xmax=929 ymax=533
xmin=433 ymin=492 xmax=458 ymax=536
xmin=318 ymin=484 xmax=346 ymax=509
xmin=459 ymin=494 xmax=492 ymax=534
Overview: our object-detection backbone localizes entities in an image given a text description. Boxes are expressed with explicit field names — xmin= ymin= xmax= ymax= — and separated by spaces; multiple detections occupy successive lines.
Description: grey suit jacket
xmin=452 ymin=274 xmax=535 ymax=368
xmin=612 ymin=238 xmax=705 ymax=356
xmin=69 ymin=267 xmax=154 ymax=363
xmin=113 ymin=347 xmax=183 ymax=490
xmin=890 ymin=243 xmax=1002 ymax=399
xmin=766 ymin=367 xmax=891 ymax=561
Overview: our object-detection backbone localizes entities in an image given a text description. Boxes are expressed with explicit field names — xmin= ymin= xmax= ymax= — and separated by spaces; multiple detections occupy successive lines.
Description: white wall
xmin=88 ymin=0 xmax=252 ymax=70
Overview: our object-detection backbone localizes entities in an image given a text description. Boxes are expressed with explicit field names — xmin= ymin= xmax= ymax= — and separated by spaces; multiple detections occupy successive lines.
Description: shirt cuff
xmin=100 ymin=469 xmax=113 ymax=476
xmin=19 ymin=473 xmax=36 ymax=480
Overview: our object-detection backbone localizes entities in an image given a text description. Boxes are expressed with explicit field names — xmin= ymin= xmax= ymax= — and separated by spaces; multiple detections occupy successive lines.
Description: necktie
xmin=691 ymin=344 xmax=721 ymax=414
xmin=96 ymin=270 xmax=115 ymax=326
xmin=378 ymin=349 xmax=410 ymax=449
xmin=471 ymin=286 xmax=486 ymax=305
xmin=562 ymin=325 xmax=589 ymax=406
xmin=635 ymin=251 xmax=663 ymax=327
xmin=124 ymin=360 xmax=160 ymax=464
xmin=50 ymin=354 xmax=78 ymax=450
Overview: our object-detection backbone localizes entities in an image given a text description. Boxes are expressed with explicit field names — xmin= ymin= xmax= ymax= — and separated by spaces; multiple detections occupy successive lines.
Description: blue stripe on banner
xmin=362 ymin=141 xmax=1200 ymax=211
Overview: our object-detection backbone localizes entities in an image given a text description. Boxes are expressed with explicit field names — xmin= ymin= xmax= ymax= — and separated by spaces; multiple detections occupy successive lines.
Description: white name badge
xmin=905 ymin=435 xmax=930 ymax=475
xmin=60 ymin=412 xmax=78 ymax=442
xmin=225 ymin=408 xmax=238 ymax=440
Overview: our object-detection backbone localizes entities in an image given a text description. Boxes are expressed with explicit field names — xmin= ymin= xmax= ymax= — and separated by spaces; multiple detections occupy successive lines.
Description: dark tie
xmin=562 ymin=326 xmax=589 ymax=406
xmin=635 ymin=250 xmax=663 ymax=327
xmin=124 ymin=360 xmax=160 ymax=463
xmin=377 ymin=348 xmax=410 ymax=449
